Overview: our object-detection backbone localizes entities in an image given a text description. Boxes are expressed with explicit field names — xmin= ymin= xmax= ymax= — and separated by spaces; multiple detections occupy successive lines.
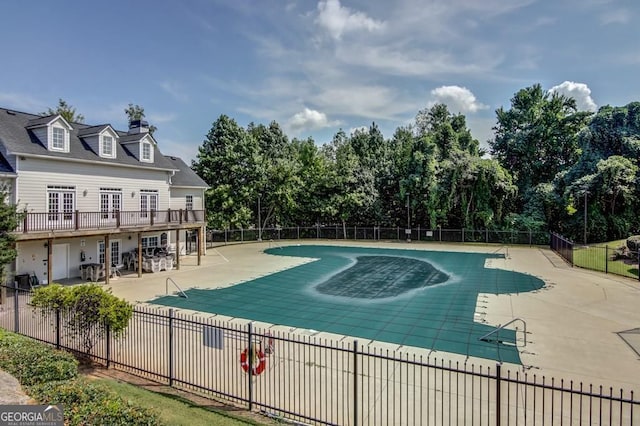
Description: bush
xmin=0 ymin=330 xmax=78 ymax=386
xmin=29 ymin=378 xmax=159 ymax=426
xmin=626 ymin=235 xmax=640 ymax=253
xmin=31 ymin=284 xmax=134 ymax=354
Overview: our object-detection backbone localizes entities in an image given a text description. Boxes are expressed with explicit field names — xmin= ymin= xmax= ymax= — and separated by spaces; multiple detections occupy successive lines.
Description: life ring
xmin=240 ymin=348 xmax=266 ymax=375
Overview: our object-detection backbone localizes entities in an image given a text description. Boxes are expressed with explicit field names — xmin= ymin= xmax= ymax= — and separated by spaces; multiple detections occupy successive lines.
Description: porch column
xmin=47 ymin=238 xmax=53 ymax=285
xmin=137 ymin=233 xmax=142 ymax=278
xmin=104 ymin=234 xmax=110 ymax=285
xmin=175 ymin=229 xmax=180 ymax=270
xmin=197 ymin=227 xmax=202 ymax=266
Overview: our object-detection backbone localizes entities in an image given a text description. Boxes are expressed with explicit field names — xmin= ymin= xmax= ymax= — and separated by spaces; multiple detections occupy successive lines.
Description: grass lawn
xmin=94 ymin=377 xmax=267 ymax=426
xmin=573 ymin=239 xmax=639 ymax=278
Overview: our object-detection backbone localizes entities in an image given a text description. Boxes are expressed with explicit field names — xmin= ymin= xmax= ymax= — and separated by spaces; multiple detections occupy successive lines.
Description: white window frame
xmin=141 ymin=235 xmax=159 ymax=250
xmin=98 ymin=239 xmax=121 ymax=266
xmin=185 ymin=194 xmax=193 ymax=210
xmin=101 ymin=135 xmax=115 ymax=158
xmin=51 ymin=126 xmax=67 ymax=151
xmin=140 ymin=189 xmax=158 ymax=218
xmin=100 ymin=188 xmax=122 ymax=219
xmin=47 ymin=185 xmax=75 ymax=221
xmin=141 ymin=142 xmax=153 ymax=162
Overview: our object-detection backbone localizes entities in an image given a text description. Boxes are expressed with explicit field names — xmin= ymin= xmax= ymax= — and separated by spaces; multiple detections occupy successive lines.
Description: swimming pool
xmin=152 ymin=245 xmax=545 ymax=363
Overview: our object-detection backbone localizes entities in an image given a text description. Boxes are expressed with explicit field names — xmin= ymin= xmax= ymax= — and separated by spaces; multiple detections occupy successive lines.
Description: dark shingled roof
xmin=0 ymin=107 xmax=177 ymax=171
xmin=76 ymin=124 xmax=112 ymax=137
xmin=164 ymin=155 xmax=208 ymax=188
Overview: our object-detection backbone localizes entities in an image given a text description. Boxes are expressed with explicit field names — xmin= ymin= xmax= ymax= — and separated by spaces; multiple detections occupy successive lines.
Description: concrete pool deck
xmin=104 ymin=240 xmax=640 ymax=394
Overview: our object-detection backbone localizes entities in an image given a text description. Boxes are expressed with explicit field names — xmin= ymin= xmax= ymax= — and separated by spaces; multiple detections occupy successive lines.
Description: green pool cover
xmin=152 ymin=245 xmax=545 ymax=364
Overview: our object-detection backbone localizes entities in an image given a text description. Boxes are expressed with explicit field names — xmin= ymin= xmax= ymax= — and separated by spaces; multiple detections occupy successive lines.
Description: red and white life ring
xmin=240 ymin=348 xmax=266 ymax=375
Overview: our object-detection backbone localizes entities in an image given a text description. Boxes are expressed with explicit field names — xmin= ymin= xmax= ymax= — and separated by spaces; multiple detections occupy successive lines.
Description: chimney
xmin=128 ymin=119 xmax=150 ymax=135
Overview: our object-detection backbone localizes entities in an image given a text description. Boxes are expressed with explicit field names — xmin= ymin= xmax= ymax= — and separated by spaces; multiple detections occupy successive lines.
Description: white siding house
xmin=0 ymin=107 xmax=207 ymax=286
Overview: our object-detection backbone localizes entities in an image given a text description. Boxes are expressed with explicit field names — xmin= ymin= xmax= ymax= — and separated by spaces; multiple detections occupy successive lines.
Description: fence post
xmin=297 ymin=226 xmax=300 ymax=240
xmin=353 ymin=339 xmax=358 ymax=426
xmin=169 ymin=309 xmax=174 ymax=387
xmin=13 ymin=283 xmax=19 ymax=333
xmin=496 ymin=363 xmax=501 ymax=426
xmin=462 ymin=228 xmax=465 ymax=243
xmin=248 ymin=322 xmax=254 ymax=411
xmin=605 ymin=245 xmax=608 ymax=274
xmin=55 ymin=308 xmax=61 ymax=349
xmin=241 ymin=228 xmax=244 ymax=242
xmin=106 ymin=322 xmax=111 ymax=369
xmin=637 ymin=250 xmax=640 ymax=282
xmin=417 ymin=225 xmax=420 ymax=241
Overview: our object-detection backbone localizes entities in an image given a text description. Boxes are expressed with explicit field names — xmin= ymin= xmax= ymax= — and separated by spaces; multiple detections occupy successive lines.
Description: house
xmin=0 ymin=107 xmax=207 ymax=286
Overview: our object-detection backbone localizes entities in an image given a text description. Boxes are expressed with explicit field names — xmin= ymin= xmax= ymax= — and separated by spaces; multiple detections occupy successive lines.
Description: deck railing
xmin=1 ymin=286 xmax=638 ymax=425
xmin=14 ymin=209 xmax=205 ymax=234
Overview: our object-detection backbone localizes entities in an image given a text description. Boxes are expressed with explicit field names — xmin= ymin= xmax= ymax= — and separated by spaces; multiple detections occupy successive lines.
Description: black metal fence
xmin=550 ymin=233 xmax=640 ymax=281
xmin=1 ymin=285 xmax=637 ymax=425
xmin=207 ymin=226 xmax=550 ymax=247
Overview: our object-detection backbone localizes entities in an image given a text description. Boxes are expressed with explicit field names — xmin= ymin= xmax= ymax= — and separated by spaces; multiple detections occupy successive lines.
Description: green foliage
xmin=190 ymin=91 xmax=640 ymax=243
xmin=0 ymin=184 xmax=21 ymax=280
xmin=29 ymin=378 xmax=159 ymax=426
xmin=31 ymin=284 xmax=133 ymax=353
xmin=124 ymin=103 xmax=157 ymax=135
xmin=42 ymin=98 xmax=84 ymax=123
xmin=0 ymin=330 xmax=78 ymax=386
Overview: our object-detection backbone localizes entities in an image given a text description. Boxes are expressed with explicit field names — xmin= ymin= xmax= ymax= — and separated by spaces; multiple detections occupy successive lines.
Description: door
xmin=52 ymin=244 xmax=69 ymax=280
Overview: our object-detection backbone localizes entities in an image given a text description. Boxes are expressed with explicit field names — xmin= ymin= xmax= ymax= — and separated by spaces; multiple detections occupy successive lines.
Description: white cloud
xmin=316 ymin=0 xmax=385 ymax=40
xmin=549 ymin=81 xmax=597 ymax=112
xmin=600 ymin=8 xmax=630 ymax=25
xmin=287 ymin=108 xmax=338 ymax=133
xmin=160 ymin=81 xmax=189 ymax=103
xmin=428 ymin=86 xmax=488 ymax=113
xmin=0 ymin=93 xmax=47 ymax=113
xmin=349 ymin=126 xmax=368 ymax=135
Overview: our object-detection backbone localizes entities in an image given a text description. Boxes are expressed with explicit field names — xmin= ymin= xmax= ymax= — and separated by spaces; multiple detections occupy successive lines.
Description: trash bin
xmin=15 ymin=274 xmax=31 ymax=290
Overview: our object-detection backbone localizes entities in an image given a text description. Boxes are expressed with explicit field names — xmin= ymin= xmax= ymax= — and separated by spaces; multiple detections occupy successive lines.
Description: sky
xmin=0 ymin=0 xmax=638 ymax=164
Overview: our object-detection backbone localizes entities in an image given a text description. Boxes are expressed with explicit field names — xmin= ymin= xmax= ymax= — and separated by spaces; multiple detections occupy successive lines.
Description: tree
xmin=0 ymin=184 xmax=20 ymax=281
xmin=490 ymin=84 xmax=590 ymax=205
xmin=192 ymin=115 xmax=261 ymax=229
xmin=42 ymin=98 xmax=84 ymax=123
xmin=124 ymin=103 xmax=157 ymax=135
xmin=31 ymin=284 xmax=133 ymax=354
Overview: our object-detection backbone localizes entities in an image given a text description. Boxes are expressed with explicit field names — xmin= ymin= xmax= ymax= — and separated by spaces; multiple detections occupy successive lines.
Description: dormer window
xmin=141 ymin=141 xmax=153 ymax=162
xmin=51 ymin=127 xmax=66 ymax=151
xmin=101 ymin=135 xmax=115 ymax=158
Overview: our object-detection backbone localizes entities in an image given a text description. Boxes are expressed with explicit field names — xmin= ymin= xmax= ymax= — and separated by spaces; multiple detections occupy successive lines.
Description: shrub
xmin=29 ymin=378 xmax=159 ymax=426
xmin=0 ymin=330 xmax=78 ymax=386
xmin=626 ymin=235 xmax=640 ymax=253
xmin=31 ymin=284 xmax=133 ymax=354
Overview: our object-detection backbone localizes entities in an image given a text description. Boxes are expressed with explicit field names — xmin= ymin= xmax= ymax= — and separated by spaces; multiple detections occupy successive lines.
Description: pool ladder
xmin=166 ymin=277 xmax=188 ymax=298
xmin=479 ymin=317 xmax=527 ymax=347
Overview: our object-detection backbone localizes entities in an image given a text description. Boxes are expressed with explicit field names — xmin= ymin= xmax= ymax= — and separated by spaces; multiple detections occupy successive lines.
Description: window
xmin=141 ymin=142 xmax=152 ymax=162
xmin=101 ymin=135 xmax=114 ymax=157
xmin=51 ymin=127 xmax=66 ymax=150
xmin=47 ymin=186 xmax=74 ymax=221
xmin=99 ymin=240 xmax=121 ymax=266
xmin=140 ymin=189 xmax=158 ymax=218
xmin=141 ymin=236 xmax=159 ymax=249
xmin=100 ymin=188 xmax=121 ymax=219
xmin=186 ymin=195 xmax=193 ymax=210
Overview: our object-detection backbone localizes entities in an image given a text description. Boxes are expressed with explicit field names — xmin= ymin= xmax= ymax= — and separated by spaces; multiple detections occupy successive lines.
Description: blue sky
xmin=0 ymin=0 xmax=637 ymax=163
